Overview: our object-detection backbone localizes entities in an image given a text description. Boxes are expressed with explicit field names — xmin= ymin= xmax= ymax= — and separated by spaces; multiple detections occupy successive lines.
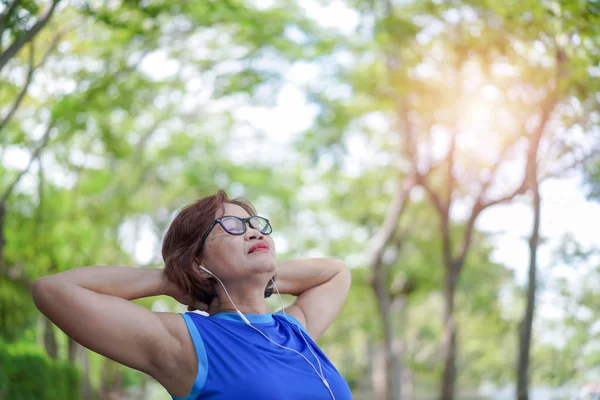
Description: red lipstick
xmin=248 ymin=242 xmax=270 ymax=254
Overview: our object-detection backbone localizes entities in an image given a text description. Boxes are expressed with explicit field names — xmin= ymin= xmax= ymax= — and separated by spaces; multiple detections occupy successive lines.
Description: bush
xmin=0 ymin=340 xmax=80 ymax=400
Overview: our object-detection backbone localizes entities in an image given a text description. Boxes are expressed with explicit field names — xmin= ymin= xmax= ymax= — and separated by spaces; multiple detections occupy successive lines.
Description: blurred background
xmin=1 ymin=0 xmax=599 ymax=399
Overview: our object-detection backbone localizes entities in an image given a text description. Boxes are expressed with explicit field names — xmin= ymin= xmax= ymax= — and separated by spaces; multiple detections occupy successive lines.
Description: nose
xmin=244 ymin=222 xmax=263 ymax=240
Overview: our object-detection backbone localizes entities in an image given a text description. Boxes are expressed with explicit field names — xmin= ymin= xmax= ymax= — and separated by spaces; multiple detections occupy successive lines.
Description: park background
xmin=1 ymin=0 xmax=599 ymax=399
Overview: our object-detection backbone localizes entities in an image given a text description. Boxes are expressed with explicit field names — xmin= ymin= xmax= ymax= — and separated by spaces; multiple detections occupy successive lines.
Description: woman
xmin=32 ymin=190 xmax=352 ymax=399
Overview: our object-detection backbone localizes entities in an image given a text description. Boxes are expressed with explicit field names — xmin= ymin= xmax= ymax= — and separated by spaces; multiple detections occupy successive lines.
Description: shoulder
xmin=273 ymin=312 xmax=310 ymax=336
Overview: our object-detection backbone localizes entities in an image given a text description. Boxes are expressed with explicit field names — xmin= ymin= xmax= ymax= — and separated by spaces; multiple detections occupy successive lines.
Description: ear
xmin=192 ymin=258 xmax=212 ymax=279
xmin=200 ymin=266 xmax=212 ymax=279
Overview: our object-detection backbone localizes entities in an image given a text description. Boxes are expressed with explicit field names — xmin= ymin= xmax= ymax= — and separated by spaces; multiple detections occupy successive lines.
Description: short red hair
xmin=161 ymin=190 xmax=256 ymax=304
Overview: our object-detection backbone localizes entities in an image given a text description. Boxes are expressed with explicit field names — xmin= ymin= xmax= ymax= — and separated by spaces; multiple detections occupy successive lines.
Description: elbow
xmin=32 ymin=277 xmax=48 ymax=310
xmin=331 ymin=258 xmax=349 ymax=273
xmin=32 ymin=276 xmax=59 ymax=312
xmin=332 ymin=259 xmax=351 ymax=286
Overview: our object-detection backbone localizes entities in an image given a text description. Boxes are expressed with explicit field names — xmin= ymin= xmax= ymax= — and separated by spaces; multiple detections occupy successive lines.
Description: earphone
xmin=199 ymin=265 xmax=336 ymax=400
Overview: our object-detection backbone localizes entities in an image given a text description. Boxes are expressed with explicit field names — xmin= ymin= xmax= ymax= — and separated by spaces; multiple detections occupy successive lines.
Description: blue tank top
xmin=170 ymin=311 xmax=353 ymax=400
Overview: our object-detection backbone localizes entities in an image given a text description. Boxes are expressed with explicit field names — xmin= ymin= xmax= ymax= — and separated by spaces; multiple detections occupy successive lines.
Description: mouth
xmin=248 ymin=242 xmax=270 ymax=254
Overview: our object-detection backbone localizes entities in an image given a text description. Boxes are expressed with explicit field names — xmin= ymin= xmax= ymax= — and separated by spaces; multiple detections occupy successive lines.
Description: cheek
xmin=208 ymin=237 xmax=244 ymax=258
xmin=267 ymin=237 xmax=276 ymax=254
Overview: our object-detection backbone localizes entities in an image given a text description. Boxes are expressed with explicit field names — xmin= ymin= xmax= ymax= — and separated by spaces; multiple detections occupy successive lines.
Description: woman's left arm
xmin=274 ymin=258 xmax=351 ymax=340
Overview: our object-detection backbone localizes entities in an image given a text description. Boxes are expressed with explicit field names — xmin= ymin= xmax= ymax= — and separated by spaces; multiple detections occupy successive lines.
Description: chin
xmin=250 ymin=257 xmax=277 ymax=273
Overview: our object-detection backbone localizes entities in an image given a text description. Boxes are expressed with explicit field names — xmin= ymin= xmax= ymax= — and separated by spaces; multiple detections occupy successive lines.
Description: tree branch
xmin=544 ymin=147 xmax=599 ymax=179
xmin=0 ymin=30 xmax=64 ymax=133
xmin=392 ymin=93 xmax=447 ymax=219
xmin=368 ymin=175 xmax=414 ymax=273
xmin=413 ymin=155 xmax=452 ymax=268
xmin=0 ymin=0 xmax=60 ymax=73
xmin=0 ymin=43 xmax=36 ymax=133
xmin=452 ymin=152 xmax=530 ymax=272
xmin=445 ymin=133 xmax=456 ymax=210
xmin=0 ymin=0 xmax=19 ymax=45
xmin=453 ymin=95 xmax=558 ymax=272
xmin=0 ymin=261 xmax=33 ymax=290
xmin=0 ymin=121 xmax=54 ymax=205
xmin=480 ymin=133 xmax=524 ymax=200
xmin=451 ymin=43 xmax=566 ymax=274
xmin=390 ymin=89 xmax=446 ymax=218
xmin=399 ymin=100 xmax=421 ymax=173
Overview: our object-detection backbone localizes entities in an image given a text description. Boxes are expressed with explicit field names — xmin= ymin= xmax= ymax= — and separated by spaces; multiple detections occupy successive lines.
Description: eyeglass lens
xmin=220 ymin=216 xmax=271 ymax=234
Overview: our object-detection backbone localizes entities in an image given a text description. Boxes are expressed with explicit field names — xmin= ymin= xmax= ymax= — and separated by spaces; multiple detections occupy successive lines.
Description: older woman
xmin=32 ymin=190 xmax=352 ymax=399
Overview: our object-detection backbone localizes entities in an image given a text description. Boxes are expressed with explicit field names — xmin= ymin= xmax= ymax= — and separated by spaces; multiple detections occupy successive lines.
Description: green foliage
xmin=0 ymin=279 xmax=37 ymax=342
xmin=585 ymin=158 xmax=600 ymax=201
xmin=0 ymin=339 xmax=80 ymax=400
xmin=0 ymin=0 xmax=44 ymax=47
xmin=530 ymin=235 xmax=600 ymax=386
xmin=0 ymin=0 xmax=598 ymax=397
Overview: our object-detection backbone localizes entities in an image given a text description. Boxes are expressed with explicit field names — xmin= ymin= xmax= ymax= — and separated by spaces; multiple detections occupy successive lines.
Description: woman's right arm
xmin=32 ymin=266 xmax=197 ymax=397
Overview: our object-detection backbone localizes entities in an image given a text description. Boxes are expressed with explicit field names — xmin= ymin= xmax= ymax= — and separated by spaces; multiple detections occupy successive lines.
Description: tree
xmin=298 ymin=0 xmax=600 ymax=398
xmin=517 ymin=161 xmax=541 ymax=400
xmin=1 ymin=1 xmax=330 ymax=397
xmin=290 ymin=155 xmax=516 ymax=399
xmin=531 ymin=234 xmax=600 ymax=387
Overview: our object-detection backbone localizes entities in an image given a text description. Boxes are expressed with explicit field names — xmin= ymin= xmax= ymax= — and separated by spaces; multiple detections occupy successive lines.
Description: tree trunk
xmin=367 ymin=337 xmax=378 ymax=398
xmin=100 ymin=359 xmax=125 ymax=400
xmin=136 ymin=374 xmax=150 ymax=400
xmin=440 ymin=269 xmax=457 ymax=400
xmin=80 ymin=348 xmax=93 ymax=400
xmin=402 ymin=368 xmax=414 ymax=400
xmin=100 ymin=358 xmax=111 ymax=400
xmin=0 ymin=204 xmax=5 ymax=269
xmin=368 ymin=179 xmax=413 ymax=400
xmin=68 ymin=336 xmax=78 ymax=363
xmin=396 ymin=296 xmax=412 ymax=400
xmin=372 ymin=275 xmax=394 ymax=400
xmin=36 ymin=314 xmax=44 ymax=347
xmin=110 ymin=369 xmax=123 ymax=400
xmin=517 ymin=178 xmax=541 ymax=400
xmin=42 ymin=315 xmax=58 ymax=360
xmin=391 ymin=339 xmax=402 ymax=400
xmin=369 ymin=340 xmax=386 ymax=400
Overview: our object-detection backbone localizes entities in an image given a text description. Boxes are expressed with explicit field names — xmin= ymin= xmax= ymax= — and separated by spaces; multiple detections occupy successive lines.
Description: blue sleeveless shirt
xmin=170 ymin=311 xmax=353 ymax=400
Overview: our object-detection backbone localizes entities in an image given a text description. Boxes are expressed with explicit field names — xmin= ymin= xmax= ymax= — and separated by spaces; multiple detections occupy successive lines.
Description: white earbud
xmin=199 ymin=265 xmax=212 ymax=275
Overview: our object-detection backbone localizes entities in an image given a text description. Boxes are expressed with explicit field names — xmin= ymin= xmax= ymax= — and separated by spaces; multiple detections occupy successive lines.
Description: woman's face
xmin=200 ymin=203 xmax=277 ymax=282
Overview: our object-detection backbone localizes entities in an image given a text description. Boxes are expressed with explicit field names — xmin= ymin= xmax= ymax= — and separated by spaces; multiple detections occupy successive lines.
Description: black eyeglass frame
xmin=198 ymin=215 xmax=272 ymax=252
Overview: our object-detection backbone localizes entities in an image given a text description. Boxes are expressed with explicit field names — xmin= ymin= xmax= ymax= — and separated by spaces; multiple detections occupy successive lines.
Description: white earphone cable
xmin=271 ymin=279 xmax=327 ymax=381
xmin=200 ymin=266 xmax=335 ymax=400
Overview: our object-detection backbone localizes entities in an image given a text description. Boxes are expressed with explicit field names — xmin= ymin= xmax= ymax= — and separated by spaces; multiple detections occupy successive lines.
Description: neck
xmin=207 ymin=282 xmax=270 ymax=315
xmin=208 ymin=301 xmax=270 ymax=315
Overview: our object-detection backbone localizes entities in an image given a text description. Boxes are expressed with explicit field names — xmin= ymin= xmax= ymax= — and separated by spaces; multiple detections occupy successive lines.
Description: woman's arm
xmin=32 ymin=266 xmax=196 ymax=397
xmin=274 ymin=258 xmax=351 ymax=341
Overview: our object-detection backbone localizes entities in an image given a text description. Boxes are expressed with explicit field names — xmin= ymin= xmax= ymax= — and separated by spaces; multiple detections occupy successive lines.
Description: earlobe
xmin=192 ymin=257 xmax=212 ymax=278
xmin=199 ymin=264 xmax=213 ymax=278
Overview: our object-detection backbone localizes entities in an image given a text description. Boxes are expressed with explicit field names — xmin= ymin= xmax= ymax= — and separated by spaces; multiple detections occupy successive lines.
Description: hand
xmin=178 ymin=292 xmax=210 ymax=313
xmin=162 ymin=271 xmax=209 ymax=312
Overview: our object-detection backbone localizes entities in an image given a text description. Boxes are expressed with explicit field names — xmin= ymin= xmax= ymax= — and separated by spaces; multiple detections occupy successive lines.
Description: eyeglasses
xmin=199 ymin=215 xmax=272 ymax=250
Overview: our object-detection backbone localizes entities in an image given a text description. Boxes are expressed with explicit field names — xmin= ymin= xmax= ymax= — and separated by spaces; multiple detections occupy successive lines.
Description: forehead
xmin=219 ymin=203 xmax=252 ymax=218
